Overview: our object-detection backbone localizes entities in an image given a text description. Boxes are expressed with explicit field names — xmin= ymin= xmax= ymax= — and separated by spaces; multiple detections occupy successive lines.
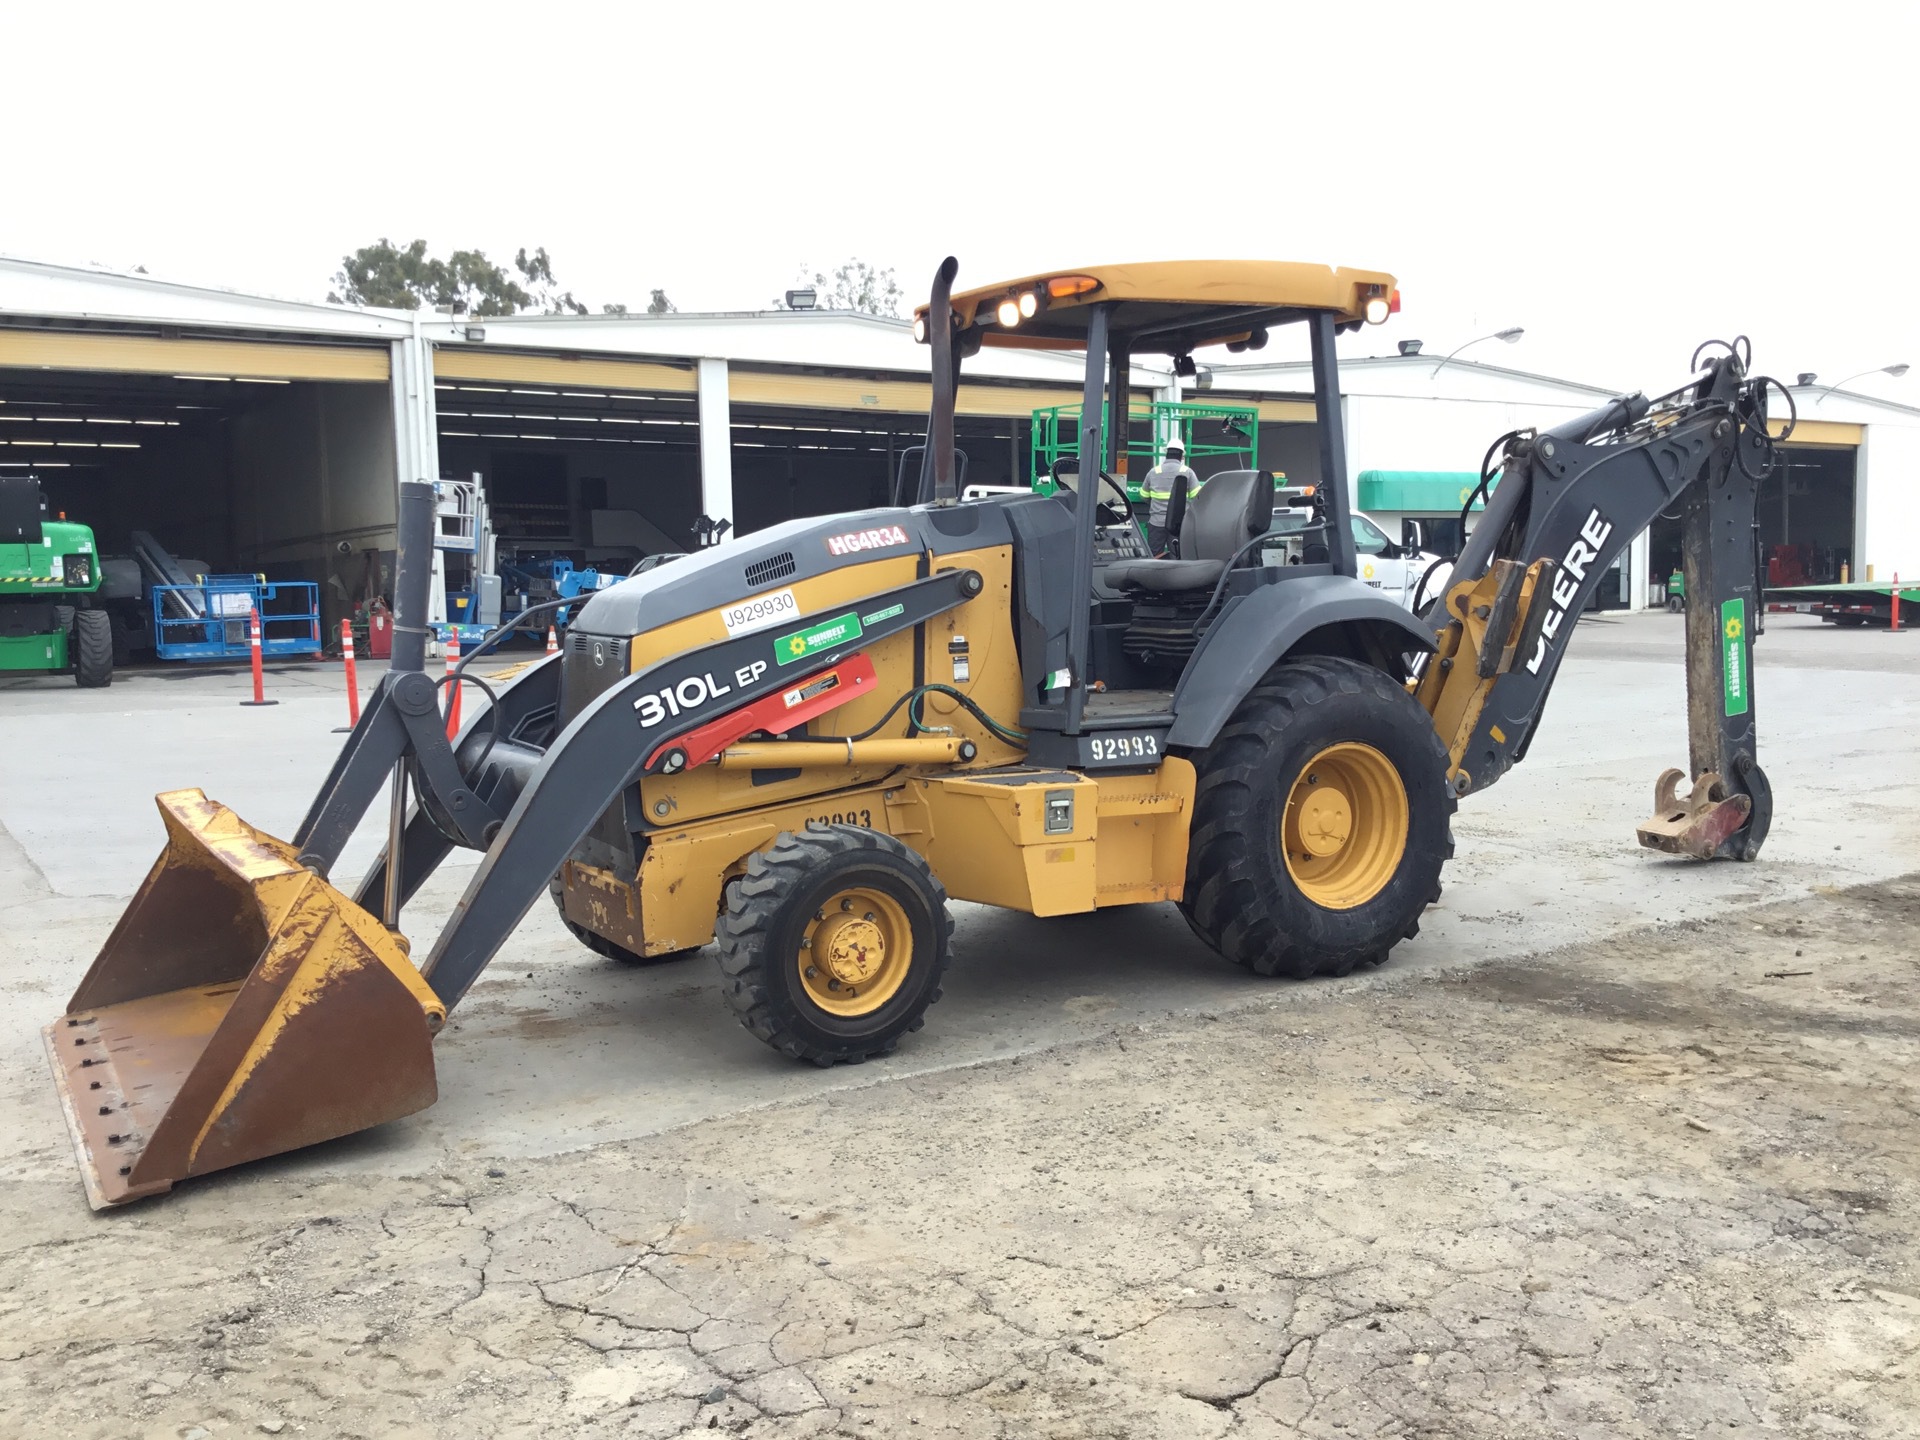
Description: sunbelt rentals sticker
xmin=775 ymin=612 xmax=863 ymax=666
xmin=1721 ymin=599 xmax=1748 ymax=716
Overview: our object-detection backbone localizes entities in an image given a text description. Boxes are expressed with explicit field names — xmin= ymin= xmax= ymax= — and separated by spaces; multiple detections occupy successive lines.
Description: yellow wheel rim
xmin=1281 ymin=742 xmax=1409 ymax=910
xmin=798 ymin=886 xmax=913 ymax=1017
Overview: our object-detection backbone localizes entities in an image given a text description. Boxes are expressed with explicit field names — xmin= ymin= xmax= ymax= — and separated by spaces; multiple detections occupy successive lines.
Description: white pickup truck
xmin=1262 ymin=491 xmax=1453 ymax=616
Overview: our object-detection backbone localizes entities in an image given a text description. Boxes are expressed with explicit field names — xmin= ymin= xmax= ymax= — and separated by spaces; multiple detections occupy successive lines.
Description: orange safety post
xmin=240 ymin=604 xmax=276 ymax=707
xmin=334 ymin=619 xmax=362 ymax=733
xmin=444 ymin=630 xmax=462 ymax=739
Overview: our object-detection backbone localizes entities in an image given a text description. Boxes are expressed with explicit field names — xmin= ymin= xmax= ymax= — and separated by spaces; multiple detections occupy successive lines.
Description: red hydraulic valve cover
xmin=645 ymin=653 xmax=878 ymax=772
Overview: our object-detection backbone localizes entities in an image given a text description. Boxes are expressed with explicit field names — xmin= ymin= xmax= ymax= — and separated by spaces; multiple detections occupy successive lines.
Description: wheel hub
xmin=818 ymin=915 xmax=885 ymax=984
xmin=1295 ymin=785 xmax=1353 ymax=856
xmin=798 ymin=885 xmax=914 ymax=1016
xmin=1281 ymin=742 xmax=1410 ymax=910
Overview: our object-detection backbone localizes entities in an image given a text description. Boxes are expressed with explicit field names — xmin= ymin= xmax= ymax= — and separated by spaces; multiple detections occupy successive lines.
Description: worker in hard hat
xmin=1141 ymin=436 xmax=1200 ymax=557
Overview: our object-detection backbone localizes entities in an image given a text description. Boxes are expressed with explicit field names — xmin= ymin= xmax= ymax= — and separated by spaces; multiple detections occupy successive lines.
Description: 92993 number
xmin=1086 ymin=733 xmax=1160 ymax=763
xmin=810 ymin=808 xmax=874 ymax=828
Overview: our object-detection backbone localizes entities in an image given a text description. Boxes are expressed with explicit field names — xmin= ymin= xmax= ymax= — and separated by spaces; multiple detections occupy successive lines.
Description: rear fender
xmin=1166 ymin=575 xmax=1435 ymax=749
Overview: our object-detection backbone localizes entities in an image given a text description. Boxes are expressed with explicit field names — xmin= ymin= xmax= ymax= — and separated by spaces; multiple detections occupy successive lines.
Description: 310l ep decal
xmin=632 ymin=660 xmax=770 ymax=730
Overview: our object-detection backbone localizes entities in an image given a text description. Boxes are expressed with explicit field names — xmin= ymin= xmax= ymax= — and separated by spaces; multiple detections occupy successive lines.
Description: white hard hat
xmin=1164 ymin=436 xmax=1185 ymax=455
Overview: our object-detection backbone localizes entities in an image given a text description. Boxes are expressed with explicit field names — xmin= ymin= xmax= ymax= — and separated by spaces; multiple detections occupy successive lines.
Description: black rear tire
xmin=716 ymin=824 xmax=951 ymax=1066
xmin=71 ymin=607 xmax=113 ymax=688
xmin=1180 ymin=656 xmax=1452 ymax=978
xmin=546 ymin=873 xmax=701 ymax=965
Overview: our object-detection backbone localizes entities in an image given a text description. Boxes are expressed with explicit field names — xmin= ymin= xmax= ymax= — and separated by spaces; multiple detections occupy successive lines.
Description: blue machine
xmin=498 ymin=555 xmax=624 ymax=630
xmin=151 ymin=576 xmax=323 ymax=662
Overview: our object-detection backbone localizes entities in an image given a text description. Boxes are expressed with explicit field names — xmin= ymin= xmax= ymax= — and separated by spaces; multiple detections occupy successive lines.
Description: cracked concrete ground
xmin=1 ymin=615 xmax=1917 ymax=1437
xmin=4 ymin=877 xmax=1917 ymax=1439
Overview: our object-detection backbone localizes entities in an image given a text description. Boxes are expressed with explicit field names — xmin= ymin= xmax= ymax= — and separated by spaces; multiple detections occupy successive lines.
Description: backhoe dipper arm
xmin=1414 ymin=350 xmax=1779 ymax=860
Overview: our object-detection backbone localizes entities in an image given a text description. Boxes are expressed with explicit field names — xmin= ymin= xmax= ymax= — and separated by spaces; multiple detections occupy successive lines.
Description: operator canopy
xmin=913 ymin=260 xmax=1399 ymax=355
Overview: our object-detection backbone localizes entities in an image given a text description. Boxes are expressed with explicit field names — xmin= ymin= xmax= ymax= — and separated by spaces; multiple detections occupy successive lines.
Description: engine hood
xmin=569 ymin=496 xmax=1037 ymax=639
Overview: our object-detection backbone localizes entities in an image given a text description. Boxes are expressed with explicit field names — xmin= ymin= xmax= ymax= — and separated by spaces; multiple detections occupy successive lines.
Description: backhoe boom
xmin=1414 ymin=349 xmax=1780 ymax=860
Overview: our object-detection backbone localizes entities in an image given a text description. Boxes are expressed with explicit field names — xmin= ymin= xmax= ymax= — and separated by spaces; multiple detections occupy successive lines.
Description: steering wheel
xmin=1049 ymin=458 xmax=1133 ymax=526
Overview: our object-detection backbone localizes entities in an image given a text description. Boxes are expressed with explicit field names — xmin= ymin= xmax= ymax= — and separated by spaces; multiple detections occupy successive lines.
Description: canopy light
xmin=1174 ymin=354 xmax=1197 ymax=377
xmin=996 ymin=298 xmax=1021 ymax=327
xmin=1360 ymin=286 xmax=1401 ymax=326
xmin=1017 ymin=290 xmax=1038 ymax=318
xmin=1045 ymin=275 xmax=1101 ymax=299
xmin=912 ymin=316 xmax=927 ymax=343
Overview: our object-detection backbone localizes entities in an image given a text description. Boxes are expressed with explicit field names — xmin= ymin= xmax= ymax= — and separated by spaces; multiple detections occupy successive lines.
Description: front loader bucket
xmin=44 ymin=789 xmax=444 ymax=1209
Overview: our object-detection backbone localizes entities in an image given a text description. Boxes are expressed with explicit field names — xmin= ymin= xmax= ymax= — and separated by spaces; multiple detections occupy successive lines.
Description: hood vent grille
xmin=744 ymin=551 xmax=796 ymax=588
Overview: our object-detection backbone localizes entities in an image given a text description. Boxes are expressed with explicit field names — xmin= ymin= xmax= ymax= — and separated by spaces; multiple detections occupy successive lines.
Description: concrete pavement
xmin=1 ymin=612 xmax=1914 ymax=1188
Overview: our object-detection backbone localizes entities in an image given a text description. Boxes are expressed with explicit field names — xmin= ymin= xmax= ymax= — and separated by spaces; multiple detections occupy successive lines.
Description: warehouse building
xmin=4 ymin=256 xmax=1914 ymax=644
xmin=0 ymin=262 xmax=414 ymax=639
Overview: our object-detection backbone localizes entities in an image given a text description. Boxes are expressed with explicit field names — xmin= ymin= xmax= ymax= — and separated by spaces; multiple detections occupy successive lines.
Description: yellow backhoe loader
xmin=45 ymin=259 xmax=1788 ymax=1208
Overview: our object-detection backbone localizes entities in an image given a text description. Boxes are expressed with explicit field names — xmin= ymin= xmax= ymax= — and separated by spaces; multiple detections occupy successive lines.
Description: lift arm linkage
xmin=1414 ymin=349 xmax=1781 ymax=860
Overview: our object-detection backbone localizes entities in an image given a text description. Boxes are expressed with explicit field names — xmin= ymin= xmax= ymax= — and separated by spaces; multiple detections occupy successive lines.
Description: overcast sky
xmin=8 ymin=2 xmax=1911 ymax=398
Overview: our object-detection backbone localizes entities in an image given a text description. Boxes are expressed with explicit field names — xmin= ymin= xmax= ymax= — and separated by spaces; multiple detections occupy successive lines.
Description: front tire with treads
xmin=1181 ymin=655 xmax=1452 ymax=979
xmin=71 ymin=607 xmax=113 ymax=688
xmin=716 ymin=824 xmax=951 ymax=1066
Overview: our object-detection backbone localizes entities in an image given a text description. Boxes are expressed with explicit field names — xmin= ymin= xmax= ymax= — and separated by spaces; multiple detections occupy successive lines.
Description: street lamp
xmin=1430 ymin=327 xmax=1524 ymax=377
xmin=1815 ymin=363 xmax=1909 ymax=404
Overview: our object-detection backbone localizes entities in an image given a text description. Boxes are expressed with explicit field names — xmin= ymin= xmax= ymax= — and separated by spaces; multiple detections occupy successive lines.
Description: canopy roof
xmin=916 ymin=260 xmax=1398 ymax=355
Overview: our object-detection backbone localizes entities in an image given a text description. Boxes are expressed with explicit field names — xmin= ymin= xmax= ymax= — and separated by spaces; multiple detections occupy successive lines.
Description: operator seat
xmin=1104 ymin=468 xmax=1269 ymax=593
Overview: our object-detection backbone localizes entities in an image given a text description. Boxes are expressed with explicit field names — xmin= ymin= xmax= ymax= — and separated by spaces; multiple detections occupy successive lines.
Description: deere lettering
xmin=825 ymin=524 xmax=910 ymax=558
xmin=1525 ymin=509 xmax=1614 ymax=675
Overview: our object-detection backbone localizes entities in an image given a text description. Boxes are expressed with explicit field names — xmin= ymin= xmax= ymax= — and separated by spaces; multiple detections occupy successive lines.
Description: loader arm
xmin=1414 ymin=347 xmax=1783 ymax=860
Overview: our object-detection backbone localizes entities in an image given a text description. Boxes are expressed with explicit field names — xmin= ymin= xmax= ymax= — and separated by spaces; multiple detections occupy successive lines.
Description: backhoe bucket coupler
xmin=44 ymin=789 xmax=444 ymax=1209
xmin=1635 ymin=768 xmax=1752 ymax=861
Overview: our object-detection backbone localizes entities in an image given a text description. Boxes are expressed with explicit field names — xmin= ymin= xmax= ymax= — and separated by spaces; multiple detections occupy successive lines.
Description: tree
xmin=328 ymin=239 xmax=598 ymax=316
xmin=775 ymin=259 xmax=904 ymax=316
xmin=509 ymin=246 xmax=587 ymax=315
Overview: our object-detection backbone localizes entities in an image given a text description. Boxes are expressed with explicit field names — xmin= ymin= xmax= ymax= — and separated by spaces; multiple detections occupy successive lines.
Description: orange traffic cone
xmin=444 ymin=631 xmax=462 ymax=739
xmin=546 ymin=625 xmax=559 ymax=656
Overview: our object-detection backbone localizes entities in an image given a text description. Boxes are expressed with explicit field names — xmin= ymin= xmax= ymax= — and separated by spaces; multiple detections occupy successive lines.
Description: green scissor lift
xmin=1030 ymin=399 xmax=1261 ymax=501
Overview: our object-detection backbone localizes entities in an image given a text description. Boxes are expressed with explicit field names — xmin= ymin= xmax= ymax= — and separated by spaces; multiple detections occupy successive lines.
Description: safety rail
xmin=1031 ymin=399 xmax=1261 ymax=500
xmin=151 ymin=577 xmax=323 ymax=662
xmin=433 ymin=478 xmax=479 ymax=552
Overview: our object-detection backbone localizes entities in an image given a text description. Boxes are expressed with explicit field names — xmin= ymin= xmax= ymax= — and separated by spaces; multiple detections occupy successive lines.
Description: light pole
xmin=1430 ymin=327 xmax=1524 ymax=378
xmin=1815 ymin=363 xmax=1909 ymax=404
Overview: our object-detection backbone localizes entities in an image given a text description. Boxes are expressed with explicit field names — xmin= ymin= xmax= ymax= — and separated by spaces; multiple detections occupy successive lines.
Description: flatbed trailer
xmin=1767 ymin=580 xmax=1920 ymax=628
